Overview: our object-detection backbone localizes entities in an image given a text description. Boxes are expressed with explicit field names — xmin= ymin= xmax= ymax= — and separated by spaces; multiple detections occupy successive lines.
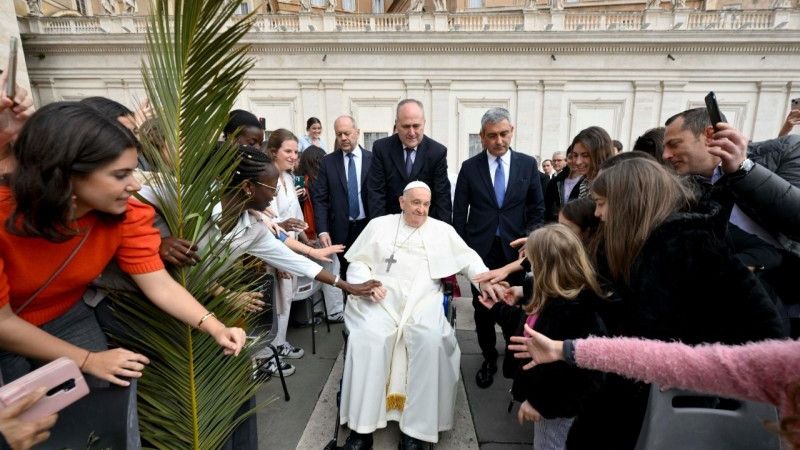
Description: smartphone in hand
xmin=0 ymin=357 xmax=89 ymax=422
xmin=293 ymin=175 xmax=305 ymax=190
xmin=792 ymin=97 xmax=800 ymax=111
xmin=704 ymin=91 xmax=723 ymax=132
xmin=5 ymin=37 xmax=18 ymax=100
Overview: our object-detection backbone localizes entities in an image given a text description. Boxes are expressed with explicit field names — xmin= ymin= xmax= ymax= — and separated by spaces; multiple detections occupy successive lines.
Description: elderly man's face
xmin=396 ymin=103 xmax=425 ymax=149
xmin=398 ymin=187 xmax=431 ymax=228
xmin=552 ymin=154 xmax=566 ymax=171
xmin=334 ymin=117 xmax=360 ymax=153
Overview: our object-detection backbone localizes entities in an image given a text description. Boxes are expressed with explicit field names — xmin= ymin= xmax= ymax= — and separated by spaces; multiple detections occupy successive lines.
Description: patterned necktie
xmin=404 ymin=148 xmax=414 ymax=177
xmin=494 ymin=157 xmax=506 ymax=207
xmin=347 ymin=153 xmax=360 ymax=220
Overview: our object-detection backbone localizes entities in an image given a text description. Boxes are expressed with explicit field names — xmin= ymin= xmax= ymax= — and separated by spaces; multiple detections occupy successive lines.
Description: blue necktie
xmin=404 ymin=148 xmax=414 ymax=178
xmin=494 ymin=158 xmax=505 ymax=207
xmin=347 ymin=153 xmax=360 ymax=220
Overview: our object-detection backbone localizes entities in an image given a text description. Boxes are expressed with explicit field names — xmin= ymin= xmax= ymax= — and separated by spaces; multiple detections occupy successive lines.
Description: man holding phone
xmin=664 ymin=103 xmax=800 ymax=322
xmin=779 ymin=98 xmax=800 ymax=137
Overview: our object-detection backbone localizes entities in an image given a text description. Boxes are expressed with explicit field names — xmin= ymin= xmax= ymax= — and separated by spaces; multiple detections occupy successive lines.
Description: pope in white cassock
xmin=339 ymin=181 xmax=493 ymax=449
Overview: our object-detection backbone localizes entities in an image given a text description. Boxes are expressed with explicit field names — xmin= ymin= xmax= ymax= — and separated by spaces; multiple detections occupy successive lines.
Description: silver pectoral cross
xmin=384 ymin=253 xmax=397 ymax=272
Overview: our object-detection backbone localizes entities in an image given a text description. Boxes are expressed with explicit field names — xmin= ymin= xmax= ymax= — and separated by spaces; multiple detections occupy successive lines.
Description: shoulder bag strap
xmin=13 ymin=225 xmax=94 ymax=316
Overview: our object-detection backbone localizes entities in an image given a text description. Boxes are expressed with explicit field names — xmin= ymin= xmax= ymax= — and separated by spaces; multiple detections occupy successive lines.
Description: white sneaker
xmin=260 ymin=357 xmax=296 ymax=377
xmin=276 ymin=342 xmax=305 ymax=359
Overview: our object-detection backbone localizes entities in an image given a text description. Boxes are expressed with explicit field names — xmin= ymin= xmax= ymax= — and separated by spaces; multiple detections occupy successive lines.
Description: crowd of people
xmin=0 ymin=63 xmax=799 ymax=450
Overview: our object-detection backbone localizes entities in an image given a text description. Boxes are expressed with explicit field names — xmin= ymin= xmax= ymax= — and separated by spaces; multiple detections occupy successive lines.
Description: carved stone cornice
xmin=21 ymin=31 xmax=800 ymax=55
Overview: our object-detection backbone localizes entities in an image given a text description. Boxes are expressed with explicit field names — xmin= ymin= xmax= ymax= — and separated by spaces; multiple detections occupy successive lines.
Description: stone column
xmin=404 ymin=79 xmax=427 ymax=105
xmin=630 ymin=81 xmax=661 ymax=147
xmin=429 ymin=79 xmax=452 ymax=161
xmin=515 ymin=80 xmax=542 ymax=159
xmin=539 ymin=80 xmax=566 ymax=158
xmin=322 ymin=79 xmax=344 ymax=150
xmin=659 ymin=81 xmax=687 ymax=125
xmin=105 ymin=79 xmax=128 ymax=106
xmin=299 ymin=79 xmax=323 ymax=127
xmin=752 ymin=81 xmax=788 ymax=140
xmin=1 ymin=0 xmax=31 ymax=93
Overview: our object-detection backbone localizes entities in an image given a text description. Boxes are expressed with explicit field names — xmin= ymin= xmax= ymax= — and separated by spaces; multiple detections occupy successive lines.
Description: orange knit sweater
xmin=0 ymin=187 xmax=164 ymax=326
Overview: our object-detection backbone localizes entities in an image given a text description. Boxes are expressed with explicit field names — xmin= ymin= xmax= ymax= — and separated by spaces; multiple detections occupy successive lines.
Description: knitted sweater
xmin=574 ymin=337 xmax=800 ymax=422
xmin=0 ymin=187 xmax=164 ymax=325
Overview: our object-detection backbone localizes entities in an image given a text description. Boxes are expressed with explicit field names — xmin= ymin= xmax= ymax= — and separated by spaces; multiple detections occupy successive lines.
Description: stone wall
xmin=17 ymin=11 xmax=800 ymax=168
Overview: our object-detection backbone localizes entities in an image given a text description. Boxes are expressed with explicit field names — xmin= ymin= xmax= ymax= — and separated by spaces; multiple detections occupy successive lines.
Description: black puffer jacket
xmin=726 ymin=135 xmax=800 ymax=252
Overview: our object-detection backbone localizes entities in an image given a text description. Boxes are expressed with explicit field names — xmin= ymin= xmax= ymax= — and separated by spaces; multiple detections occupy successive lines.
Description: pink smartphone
xmin=0 ymin=357 xmax=89 ymax=422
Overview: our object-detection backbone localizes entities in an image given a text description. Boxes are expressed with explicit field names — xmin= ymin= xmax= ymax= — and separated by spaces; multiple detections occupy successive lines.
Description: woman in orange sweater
xmin=0 ymin=101 xmax=245 ymax=387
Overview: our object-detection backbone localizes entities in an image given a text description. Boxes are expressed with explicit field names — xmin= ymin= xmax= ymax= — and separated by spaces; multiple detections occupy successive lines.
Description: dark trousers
xmin=337 ymin=219 xmax=368 ymax=280
xmin=471 ymin=237 xmax=523 ymax=363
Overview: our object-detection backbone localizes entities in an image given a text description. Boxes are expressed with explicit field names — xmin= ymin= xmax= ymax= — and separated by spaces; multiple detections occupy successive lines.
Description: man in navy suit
xmin=367 ymin=99 xmax=452 ymax=223
xmin=311 ymin=115 xmax=372 ymax=285
xmin=453 ymin=107 xmax=545 ymax=388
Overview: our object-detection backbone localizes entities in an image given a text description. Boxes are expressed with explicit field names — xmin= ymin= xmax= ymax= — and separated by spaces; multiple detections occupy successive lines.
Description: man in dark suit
xmin=311 ymin=115 xmax=372 ymax=286
xmin=367 ymin=99 xmax=452 ymax=223
xmin=453 ymin=107 xmax=545 ymax=388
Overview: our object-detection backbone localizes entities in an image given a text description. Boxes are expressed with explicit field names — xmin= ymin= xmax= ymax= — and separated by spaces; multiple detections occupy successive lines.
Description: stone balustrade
xmin=17 ymin=7 xmax=800 ymax=34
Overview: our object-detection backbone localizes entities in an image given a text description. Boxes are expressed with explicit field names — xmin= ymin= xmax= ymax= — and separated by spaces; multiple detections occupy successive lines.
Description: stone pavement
xmin=257 ymin=284 xmax=533 ymax=449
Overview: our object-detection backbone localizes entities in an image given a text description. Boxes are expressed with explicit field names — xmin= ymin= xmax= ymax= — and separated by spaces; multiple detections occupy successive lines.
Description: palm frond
xmin=113 ymin=0 xmax=270 ymax=448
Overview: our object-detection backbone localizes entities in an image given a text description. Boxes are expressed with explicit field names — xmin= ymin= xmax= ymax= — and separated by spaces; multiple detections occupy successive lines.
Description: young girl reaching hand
xmin=479 ymin=224 xmax=606 ymax=450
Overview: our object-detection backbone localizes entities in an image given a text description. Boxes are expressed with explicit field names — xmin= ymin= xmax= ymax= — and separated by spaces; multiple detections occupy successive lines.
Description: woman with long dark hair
xmin=0 ymin=102 xmax=245 ymax=387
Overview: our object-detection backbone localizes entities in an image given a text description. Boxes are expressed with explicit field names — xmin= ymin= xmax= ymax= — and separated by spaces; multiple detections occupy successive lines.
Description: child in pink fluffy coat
xmin=509 ymin=326 xmax=800 ymax=449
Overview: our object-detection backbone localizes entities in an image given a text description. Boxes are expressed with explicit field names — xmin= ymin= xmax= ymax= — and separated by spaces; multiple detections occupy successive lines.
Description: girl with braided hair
xmin=219 ymin=146 xmax=380 ymax=375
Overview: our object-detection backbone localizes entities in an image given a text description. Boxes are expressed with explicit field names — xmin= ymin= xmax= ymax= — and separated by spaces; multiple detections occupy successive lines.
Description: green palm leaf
xmin=111 ymin=0 xmax=271 ymax=448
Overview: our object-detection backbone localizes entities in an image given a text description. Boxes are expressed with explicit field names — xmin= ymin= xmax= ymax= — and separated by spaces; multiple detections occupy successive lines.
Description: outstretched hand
xmin=477 ymin=281 xmax=509 ymax=309
xmin=159 ymin=237 xmax=199 ymax=267
xmin=308 ymin=244 xmax=345 ymax=262
xmin=82 ymin=348 xmax=151 ymax=387
xmin=212 ymin=326 xmax=247 ymax=357
xmin=344 ymin=280 xmax=383 ymax=299
xmin=508 ymin=324 xmax=564 ymax=370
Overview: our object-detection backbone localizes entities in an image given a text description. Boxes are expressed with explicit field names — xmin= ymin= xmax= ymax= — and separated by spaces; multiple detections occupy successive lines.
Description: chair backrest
xmin=634 ymin=384 xmax=781 ymax=450
xmin=42 ymin=379 xmax=140 ymax=449
xmin=292 ymin=275 xmax=322 ymax=301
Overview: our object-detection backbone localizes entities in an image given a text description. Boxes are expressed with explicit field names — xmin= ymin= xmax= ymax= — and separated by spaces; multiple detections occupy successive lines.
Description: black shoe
xmin=341 ymin=431 xmax=373 ymax=450
xmin=475 ymin=359 xmax=497 ymax=389
xmin=398 ymin=433 xmax=431 ymax=450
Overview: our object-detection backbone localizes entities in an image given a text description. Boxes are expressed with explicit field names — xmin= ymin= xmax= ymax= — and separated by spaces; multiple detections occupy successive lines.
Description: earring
xmin=245 ymin=190 xmax=252 ymax=197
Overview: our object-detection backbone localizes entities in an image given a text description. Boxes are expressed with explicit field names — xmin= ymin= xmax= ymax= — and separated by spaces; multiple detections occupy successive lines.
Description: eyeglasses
xmin=252 ymin=180 xmax=278 ymax=193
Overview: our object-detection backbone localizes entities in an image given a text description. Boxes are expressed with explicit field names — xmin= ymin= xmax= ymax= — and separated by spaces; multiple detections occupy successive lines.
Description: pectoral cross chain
xmin=384 ymin=253 xmax=397 ymax=272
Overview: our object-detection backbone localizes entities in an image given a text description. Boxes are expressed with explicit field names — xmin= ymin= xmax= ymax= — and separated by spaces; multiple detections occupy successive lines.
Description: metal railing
xmin=17 ymin=8 xmax=797 ymax=34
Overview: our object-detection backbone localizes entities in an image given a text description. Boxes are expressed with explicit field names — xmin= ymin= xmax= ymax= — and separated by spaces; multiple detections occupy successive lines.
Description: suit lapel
xmin=502 ymin=150 xmax=519 ymax=208
xmin=389 ymin=136 xmax=407 ymax=180
xmin=477 ymin=151 xmax=497 ymax=207
xmin=334 ymin=150 xmax=347 ymax=192
xmin=408 ymin=137 xmax=426 ymax=180
xmin=360 ymin=146 xmax=371 ymax=186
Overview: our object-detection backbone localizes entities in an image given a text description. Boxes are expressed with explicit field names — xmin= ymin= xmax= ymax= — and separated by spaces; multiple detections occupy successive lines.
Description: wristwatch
xmin=731 ymin=158 xmax=754 ymax=178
